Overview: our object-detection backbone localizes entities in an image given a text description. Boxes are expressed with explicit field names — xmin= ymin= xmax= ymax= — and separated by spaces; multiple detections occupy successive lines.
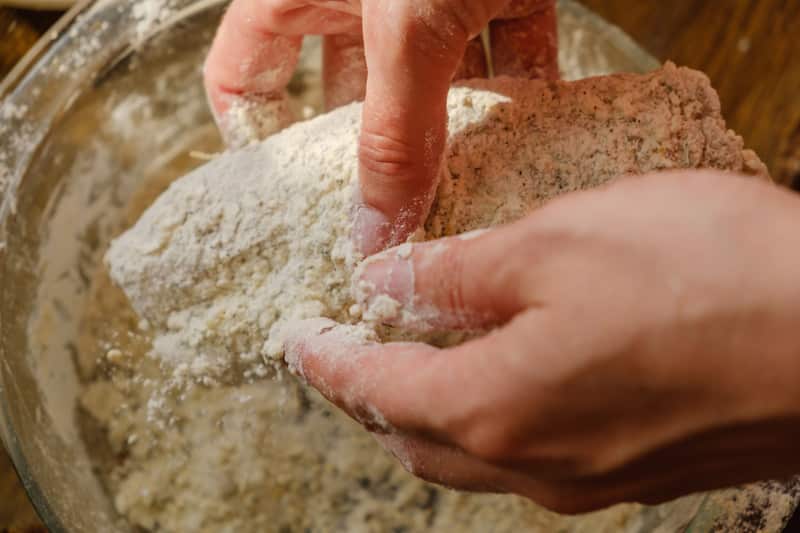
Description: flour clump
xmin=106 ymin=64 xmax=766 ymax=384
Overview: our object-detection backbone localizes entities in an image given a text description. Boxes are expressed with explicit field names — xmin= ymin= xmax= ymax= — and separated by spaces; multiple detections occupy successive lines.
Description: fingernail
xmin=353 ymin=201 xmax=394 ymax=256
xmin=282 ymin=335 xmax=310 ymax=382
xmin=354 ymin=245 xmax=415 ymax=312
xmin=273 ymin=318 xmax=338 ymax=380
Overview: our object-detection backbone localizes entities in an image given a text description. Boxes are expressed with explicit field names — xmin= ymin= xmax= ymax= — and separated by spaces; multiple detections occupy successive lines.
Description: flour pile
xmin=86 ymin=63 xmax=778 ymax=532
xmin=106 ymin=63 xmax=766 ymax=385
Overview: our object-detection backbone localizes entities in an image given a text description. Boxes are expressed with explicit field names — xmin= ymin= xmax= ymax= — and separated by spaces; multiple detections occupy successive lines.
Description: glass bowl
xmin=0 ymin=0 xmax=797 ymax=531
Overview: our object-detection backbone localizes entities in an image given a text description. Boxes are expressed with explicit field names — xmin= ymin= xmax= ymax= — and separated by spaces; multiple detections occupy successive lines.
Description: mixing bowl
xmin=0 ymin=0 xmax=797 ymax=531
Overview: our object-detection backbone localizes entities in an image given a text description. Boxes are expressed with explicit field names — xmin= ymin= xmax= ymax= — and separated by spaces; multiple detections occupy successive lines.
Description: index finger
xmin=282 ymin=318 xmax=442 ymax=433
xmin=282 ymin=313 xmax=532 ymax=446
xmin=355 ymin=0 xmax=503 ymax=255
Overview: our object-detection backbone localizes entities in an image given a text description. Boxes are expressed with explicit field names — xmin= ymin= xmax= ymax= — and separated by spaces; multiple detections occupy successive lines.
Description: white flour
xmin=80 ymin=171 xmax=650 ymax=533
xmin=106 ymin=64 xmax=765 ymax=386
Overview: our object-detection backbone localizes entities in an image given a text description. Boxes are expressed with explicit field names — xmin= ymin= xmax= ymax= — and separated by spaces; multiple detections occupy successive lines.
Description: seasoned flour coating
xmin=106 ymin=63 xmax=766 ymax=384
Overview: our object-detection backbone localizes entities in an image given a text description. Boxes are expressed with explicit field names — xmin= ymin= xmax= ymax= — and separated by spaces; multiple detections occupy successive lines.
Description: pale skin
xmin=204 ymin=0 xmax=558 ymax=254
xmin=205 ymin=1 xmax=800 ymax=513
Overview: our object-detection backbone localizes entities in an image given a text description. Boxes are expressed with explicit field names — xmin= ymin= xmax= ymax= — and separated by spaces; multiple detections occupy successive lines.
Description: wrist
xmin=764 ymin=193 xmax=800 ymax=420
xmin=731 ymin=186 xmax=800 ymax=423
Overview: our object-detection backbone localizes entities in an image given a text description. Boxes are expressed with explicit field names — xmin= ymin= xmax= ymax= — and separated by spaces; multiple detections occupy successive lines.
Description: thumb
xmin=355 ymin=1 xmax=502 ymax=255
xmin=354 ymin=225 xmax=530 ymax=331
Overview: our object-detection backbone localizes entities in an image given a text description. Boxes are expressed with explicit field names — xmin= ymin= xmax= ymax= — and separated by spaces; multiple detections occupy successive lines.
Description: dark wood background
xmin=1 ymin=1 xmax=799 ymax=530
xmin=581 ymin=0 xmax=800 ymax=187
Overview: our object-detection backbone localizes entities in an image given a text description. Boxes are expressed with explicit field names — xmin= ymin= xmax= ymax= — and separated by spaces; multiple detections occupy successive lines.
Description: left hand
xmin=203 ymin=0 xmax=559 ymax=255
xmin=283 ymin=170 xmax=800 ymax=513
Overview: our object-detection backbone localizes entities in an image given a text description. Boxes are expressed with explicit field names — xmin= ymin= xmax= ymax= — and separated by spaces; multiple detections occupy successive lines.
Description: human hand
xmin=284 ymin=171 xmax=800 ymax=513
xmin=204 ymin=0 xmax=559 ymax=255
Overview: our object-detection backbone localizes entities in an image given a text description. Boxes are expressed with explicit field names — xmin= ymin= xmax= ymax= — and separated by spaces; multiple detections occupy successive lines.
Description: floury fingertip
xmin=352 ymin=201 xmax=393 ymax=257
xmin=214 ymin=94 xmax=296 ymax=149
xmin=354 ymin=250 xmax=415 ymax=307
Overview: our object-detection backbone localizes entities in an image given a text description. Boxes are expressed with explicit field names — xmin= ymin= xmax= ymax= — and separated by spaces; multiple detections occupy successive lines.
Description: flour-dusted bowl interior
xmin=0 ymin=1 xmax=797 ymax=531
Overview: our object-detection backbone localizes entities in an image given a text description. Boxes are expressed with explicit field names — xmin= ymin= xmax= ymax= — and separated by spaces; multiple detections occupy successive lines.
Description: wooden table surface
xmin=1 ymin=1 xmax=799 ymax=531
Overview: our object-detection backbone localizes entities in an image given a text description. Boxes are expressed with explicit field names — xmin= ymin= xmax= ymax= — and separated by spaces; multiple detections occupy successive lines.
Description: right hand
xmin=203 ymin=0 xmax=559 ymax=255
xmin=284 ymin=171 xmax=800 ymax=512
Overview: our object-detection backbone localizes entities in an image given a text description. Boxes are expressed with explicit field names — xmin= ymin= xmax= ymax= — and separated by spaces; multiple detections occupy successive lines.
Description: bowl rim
xmin=1 ymin=4 xmax=91 ymax=531
xmin=0 ymin=2 xmax=226 ymax=529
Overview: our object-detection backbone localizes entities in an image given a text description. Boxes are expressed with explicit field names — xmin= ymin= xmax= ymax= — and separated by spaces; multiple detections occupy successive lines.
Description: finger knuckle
xmin=230 ymin=0 xmax=281 ymax=35
xmin=458 ymin=424 xmax=514 ymax=463
xmin=400 ymin=0 xmax=491 ymax=60
xmin=440 ymin=244 xmax=471 ymax=317
xmin=359 ymin=128 xmax=426 ymax=185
